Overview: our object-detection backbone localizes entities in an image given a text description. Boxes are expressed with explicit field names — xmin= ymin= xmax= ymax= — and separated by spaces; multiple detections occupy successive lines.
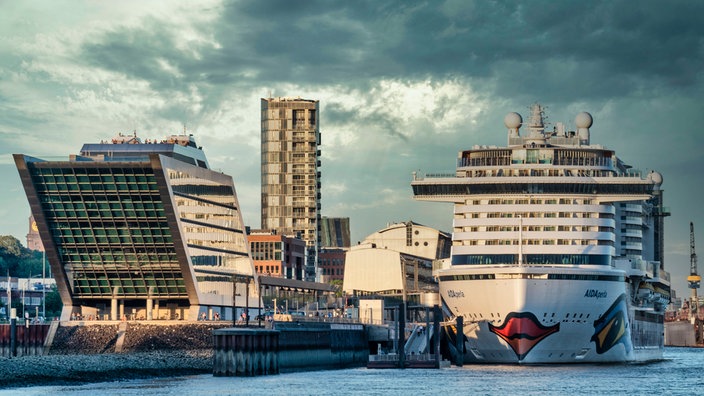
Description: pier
xmin=366 ymin=304 xmax=452 ymax=369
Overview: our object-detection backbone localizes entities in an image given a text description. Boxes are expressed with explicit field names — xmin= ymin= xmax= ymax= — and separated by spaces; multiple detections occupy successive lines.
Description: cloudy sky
xmin=1 ymin=0 xmax=702 ymax=294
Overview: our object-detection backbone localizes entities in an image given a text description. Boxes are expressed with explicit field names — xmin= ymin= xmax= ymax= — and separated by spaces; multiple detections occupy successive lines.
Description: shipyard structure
xmin=14 ymin=133 xmax=258 ymax=322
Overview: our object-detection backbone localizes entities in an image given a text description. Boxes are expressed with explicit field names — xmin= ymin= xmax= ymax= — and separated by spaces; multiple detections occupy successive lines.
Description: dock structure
xmin=367 ymin=304 xmax=449 ymax=369
xmin=0 ymin=320 xmax=51 ymax=357
xmin=213 ymin=321 xmax=368 ymax=376
xmin=213 ymin=328 xmax=279 ymax=376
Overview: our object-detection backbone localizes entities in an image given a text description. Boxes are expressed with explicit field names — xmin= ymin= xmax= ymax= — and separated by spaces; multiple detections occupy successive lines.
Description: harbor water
xmin=2 ymin=347 xmax=703 ymax=395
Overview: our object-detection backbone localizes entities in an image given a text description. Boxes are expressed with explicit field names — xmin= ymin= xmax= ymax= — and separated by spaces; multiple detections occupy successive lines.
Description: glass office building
xmin=14 ymin=134 xmax=258 ymax=321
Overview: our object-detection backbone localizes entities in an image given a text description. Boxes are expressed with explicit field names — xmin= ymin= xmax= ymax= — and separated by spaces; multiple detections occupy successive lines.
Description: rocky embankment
xmin=0 ymin=322 xmax=233 ymax=388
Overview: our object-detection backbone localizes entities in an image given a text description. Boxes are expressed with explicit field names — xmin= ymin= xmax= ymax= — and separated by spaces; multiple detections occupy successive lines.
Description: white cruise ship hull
xmin=440 ymin=265 xmax=664 ymax=364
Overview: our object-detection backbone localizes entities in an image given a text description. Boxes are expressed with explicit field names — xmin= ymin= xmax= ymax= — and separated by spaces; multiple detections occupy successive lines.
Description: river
xmin=2 ymin=347 xmax=702 ymax=395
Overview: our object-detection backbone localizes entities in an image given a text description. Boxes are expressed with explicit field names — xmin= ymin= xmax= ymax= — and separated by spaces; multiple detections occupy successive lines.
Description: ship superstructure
xmin=412 ymin=104 xmax=669 ymax=363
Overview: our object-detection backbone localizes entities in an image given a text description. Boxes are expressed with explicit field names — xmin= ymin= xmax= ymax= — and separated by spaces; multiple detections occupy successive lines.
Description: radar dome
xmin=504 ymin=112 xmax=522 ymax=129
xmin=575 ymin=112 xmax=593 ymax=129
xmin=648 ymin=171 xmax=663 ymax=186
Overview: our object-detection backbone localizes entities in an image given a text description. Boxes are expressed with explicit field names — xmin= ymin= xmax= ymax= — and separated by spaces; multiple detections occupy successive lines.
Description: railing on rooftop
xmin=458 ymin=156 xmax=614 ymax=168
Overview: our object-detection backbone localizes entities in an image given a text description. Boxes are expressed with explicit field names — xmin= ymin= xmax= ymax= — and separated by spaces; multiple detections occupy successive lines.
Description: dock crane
xmin=688 ymin=222 xmax=700 ymax=321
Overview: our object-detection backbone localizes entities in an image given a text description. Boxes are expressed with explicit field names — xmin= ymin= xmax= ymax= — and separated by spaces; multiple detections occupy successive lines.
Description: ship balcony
xmin=622 ymin=216 xmax=642 ymax=225
xmin=623 ymin=204 xmax=642 ymax=212
xmin=621 ymin=230 xmax=642 ymax=238
xmin=411 ymin=178 xmax=655 ymax=199
xmin=654 ymin=206 xmax=671 ymax=216
xmin=621 ymin=242 xmax=643 ymax=250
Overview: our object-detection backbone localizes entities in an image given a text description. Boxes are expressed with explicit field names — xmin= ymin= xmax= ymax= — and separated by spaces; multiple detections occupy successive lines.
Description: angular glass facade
xmin=14 ymin=136 xmax=257 ymax=321
xmin=28 ymin=163 xmax=185 ymax=299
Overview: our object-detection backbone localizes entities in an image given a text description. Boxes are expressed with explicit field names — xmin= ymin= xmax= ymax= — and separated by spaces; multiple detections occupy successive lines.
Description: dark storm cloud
xmin=75 ymin=0 xmax=703 ymax=112
xmin=214 ymin=0 xmax=385 ymax=87
xmin=82 ymin=21 xmax=188 ymax=88
xmin=380 ymin=0 xmax=704 ymax=101
xmin=324 ymin=101 xmax=410 ymax=141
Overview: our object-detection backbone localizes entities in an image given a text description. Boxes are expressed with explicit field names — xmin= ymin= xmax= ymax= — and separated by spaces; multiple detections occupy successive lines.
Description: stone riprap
xmin=0 ymin=350 xmax=213 ymax=388
xmin=0 ymin=322 xmax=234 ymax=388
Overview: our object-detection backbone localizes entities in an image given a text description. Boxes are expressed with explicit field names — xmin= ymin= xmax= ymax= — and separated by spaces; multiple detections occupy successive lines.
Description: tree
xmin=0 ymin=235 xmax=45 ymax=277
xmin=330 ymin=279 xmax=344 ymax=298
xmin=0 ymin=236 xmax=22 ymax=256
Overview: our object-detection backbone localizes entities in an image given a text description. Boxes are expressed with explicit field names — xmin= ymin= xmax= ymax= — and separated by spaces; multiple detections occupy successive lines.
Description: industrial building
xmin=343 ymin=221 xmax=450 ymax=304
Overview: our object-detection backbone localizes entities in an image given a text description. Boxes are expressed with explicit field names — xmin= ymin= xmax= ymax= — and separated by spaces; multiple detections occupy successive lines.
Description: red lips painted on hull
xmin=489 ymin=312 xmax=560 ymax=360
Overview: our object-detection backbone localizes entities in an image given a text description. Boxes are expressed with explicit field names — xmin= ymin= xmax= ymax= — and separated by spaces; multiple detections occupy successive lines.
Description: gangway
xmin=404 ymin=323 xmax=434 ymax=354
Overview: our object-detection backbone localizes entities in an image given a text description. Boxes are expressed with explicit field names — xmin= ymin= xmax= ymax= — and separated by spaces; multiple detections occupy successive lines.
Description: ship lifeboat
xmin=637 ymin=282 xmax=655 ymax=300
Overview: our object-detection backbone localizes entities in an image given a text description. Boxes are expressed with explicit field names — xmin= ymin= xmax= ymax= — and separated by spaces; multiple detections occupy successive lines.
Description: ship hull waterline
xmin=440 ymin=264 xmax=664 ymax=364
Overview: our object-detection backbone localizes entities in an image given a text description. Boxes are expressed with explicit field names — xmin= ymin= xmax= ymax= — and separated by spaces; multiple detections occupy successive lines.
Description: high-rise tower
xmin=261 ymin=97 xmax=321 ymax=281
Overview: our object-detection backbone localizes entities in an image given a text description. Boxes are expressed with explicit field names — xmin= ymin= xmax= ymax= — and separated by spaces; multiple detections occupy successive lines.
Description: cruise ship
xmin=411 ymin=104 xmax=670 ymax=363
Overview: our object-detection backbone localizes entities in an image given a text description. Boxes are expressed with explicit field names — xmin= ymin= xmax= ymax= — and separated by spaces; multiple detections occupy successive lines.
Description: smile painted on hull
xmin=489 ymin=312 xmax=560 ymax=360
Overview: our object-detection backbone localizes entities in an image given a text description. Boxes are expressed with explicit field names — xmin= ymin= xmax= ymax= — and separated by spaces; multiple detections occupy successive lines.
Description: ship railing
xmin=412 ymin=172 xmax=455 ymax=181
xmin=282 ymin=314 xmax=366 ymax=325
xmin=368 ymin=353 xmax=438 ymax=362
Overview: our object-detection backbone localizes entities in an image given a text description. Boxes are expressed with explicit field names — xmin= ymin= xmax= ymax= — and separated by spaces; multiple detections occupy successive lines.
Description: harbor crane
xmin=688 ymin=222 xmax=700 ymax=321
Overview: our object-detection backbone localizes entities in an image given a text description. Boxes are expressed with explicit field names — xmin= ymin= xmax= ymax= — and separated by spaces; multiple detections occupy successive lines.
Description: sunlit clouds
xmin=0 ymin=0 xmax=702 ymax=294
